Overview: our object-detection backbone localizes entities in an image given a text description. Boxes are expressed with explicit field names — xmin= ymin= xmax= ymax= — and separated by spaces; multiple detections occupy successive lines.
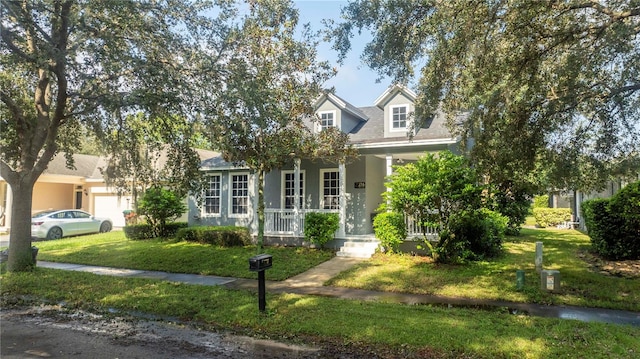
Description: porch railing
xmin=405 ymin=215 xmax=439 ymax=240
xmin=264 ymin=208 xmax=438 ymax=240
xmin=264 ymin=208 xmax=339 ymax=236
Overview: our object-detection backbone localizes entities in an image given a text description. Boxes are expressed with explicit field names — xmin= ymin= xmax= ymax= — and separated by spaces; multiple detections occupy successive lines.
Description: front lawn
xmin=327 ymin=228 xmax=640 ymax=311
xmin=33 ymin=231 xmax=333 ymax=281
xmin=1 ymin=268 xmax=639 ymax=359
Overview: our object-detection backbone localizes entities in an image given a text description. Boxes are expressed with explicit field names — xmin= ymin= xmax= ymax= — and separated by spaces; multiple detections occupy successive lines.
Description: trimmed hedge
xmin=123 ymin=224 xmax=154 ymax=240
xmin=582 ymin=181 xmax=640 ymax=260
xmin=532 ymin=208 xmax=572 ymax=227
xmin=162 ymin=222 xmax=188 ymax=238
xmin=373 ymin=211 xmax=406 ymax=253
xmin=304 ymin=212 xmax=339 ymax=247
xmin=176 ymin=226 xmax=251 ymax=247
xmin=123 ymin=222 xmax=188 ymax=240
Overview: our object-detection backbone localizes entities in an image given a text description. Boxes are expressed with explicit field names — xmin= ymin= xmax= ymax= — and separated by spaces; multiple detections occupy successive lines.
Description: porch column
xmin=293 ymin=158 xmax=301 ymax=237
xmin=575 ymin=190 xmax=583 ymax=229
xmin=385 ymin=154 xmax=393 ymax=206
xmin=338 ymin=161 xmax=346 ymax=237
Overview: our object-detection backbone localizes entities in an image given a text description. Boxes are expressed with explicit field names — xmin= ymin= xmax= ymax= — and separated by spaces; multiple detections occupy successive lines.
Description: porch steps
xmin=335 ymin=238 xmax=380 ymax=259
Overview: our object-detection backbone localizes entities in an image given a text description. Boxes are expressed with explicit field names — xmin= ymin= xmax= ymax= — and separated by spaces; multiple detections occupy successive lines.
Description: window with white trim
xmin=320 ymin=169 xmax=340 ymax=210
xmin=318 ymin=111 xmax=335 ymax=131
xmin=390 ymin=105 xmax=408 ymax=130
xmin=203 ymin=174 xmax=221 ymax=215
xmin=230 ymin=173 xmax=249 ymax=216
xmin=282 ymin=171 xmax=305 ymax=209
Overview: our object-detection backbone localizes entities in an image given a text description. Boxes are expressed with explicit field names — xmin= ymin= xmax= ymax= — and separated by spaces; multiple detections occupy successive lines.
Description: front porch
xmin=263 ymin=208 xmax=438 ymax=258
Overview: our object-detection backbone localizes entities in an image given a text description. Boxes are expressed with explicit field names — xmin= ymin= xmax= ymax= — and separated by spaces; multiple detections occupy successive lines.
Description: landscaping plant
xmin=582 ymin=180 xmax=640 ymax=260
xmin=372 ymin=211 xmax=406 ymax=253
xmin=136 ymin=186 xmax=187 ymax=238
xmin=304 ymin=212 xmax=339 ymax=247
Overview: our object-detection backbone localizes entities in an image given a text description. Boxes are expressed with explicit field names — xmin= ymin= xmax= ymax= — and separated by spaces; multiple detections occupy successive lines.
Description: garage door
xmin=93 ymin=195 xmax=130 ymax=227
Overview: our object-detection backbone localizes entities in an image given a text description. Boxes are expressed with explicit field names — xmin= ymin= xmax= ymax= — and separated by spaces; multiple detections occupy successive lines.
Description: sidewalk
xmin=37 ymin=258 xmax=640 ymax=328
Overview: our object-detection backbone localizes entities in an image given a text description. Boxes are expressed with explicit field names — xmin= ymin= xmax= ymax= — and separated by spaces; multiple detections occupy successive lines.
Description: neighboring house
xmin=189 ymin=84 xmax=461 ymax=255
xmin=0 ymin=149 xmax=217 ymax=232
xmin=550 ymin=177 xmax=639 ymax=230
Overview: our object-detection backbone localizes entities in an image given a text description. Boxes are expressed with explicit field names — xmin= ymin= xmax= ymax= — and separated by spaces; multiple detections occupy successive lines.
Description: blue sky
xmin=295 ymin=0 xmax=392 ymax=107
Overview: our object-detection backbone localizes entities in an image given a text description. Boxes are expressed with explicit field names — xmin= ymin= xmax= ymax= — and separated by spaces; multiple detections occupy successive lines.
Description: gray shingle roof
xmin=347 ymin=107 xmax=454 ymax=144
xmin=44 ymin=153 xmax=101 ymax=177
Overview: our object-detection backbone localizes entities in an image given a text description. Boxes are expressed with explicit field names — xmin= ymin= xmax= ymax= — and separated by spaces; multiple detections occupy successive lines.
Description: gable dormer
xmin=313 ymin=91 xmax=368 ymax=134
xmin=374 ymin=84 xmax=417 ymax=138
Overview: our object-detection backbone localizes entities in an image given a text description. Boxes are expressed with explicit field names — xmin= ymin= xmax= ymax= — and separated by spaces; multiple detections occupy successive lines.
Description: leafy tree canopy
xmin=1 ymin=0 xmax=238 ymax=271
xmin=330 ymin=0 xmax=640 ymax=192
xmin=205 ymin=0 xmax=355 ymax=250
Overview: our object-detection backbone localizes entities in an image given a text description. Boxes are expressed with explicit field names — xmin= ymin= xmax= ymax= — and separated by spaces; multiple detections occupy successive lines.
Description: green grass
xmin=33 ymin=231 xmax=334 ymax=281
xmin=1 ymin=268 xmax=639 ymax=359
xmin=327 ymin=228 xmax=640 ymax=311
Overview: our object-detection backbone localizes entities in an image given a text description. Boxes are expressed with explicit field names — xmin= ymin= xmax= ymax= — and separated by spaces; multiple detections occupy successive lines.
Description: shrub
xmin=123 ymin=224 xmax=155 ymax=240
xmin=533 ymin=195 xmax=549 ymax=208
xmin=532 ymin=208 xmax=572 ymax=227
xmin=176 ymin=226 xmax=252 ymax=247
xmin=163 ymin=222 xmax=188 ymax=238
xmin=137 ymin=186 xmax=187 ymax=237
xmin=436 ymin=209 xmax=507 ymax=263
xmin=491 ymin=188 xmax=530 ymax=236
xmin=304 ymin=212 xmax=339 ymax=247
xmin=383 ymin=150 xmax=483 ymax=233
xmin=583 ymin=181 xmax=640 ymax=260
xmin=373 ymin=212 xmax=407 ymax=253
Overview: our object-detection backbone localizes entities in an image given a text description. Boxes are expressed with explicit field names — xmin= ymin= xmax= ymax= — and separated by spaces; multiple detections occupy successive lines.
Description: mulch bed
xmin=578 ymin=251 xmax=640 ymax=279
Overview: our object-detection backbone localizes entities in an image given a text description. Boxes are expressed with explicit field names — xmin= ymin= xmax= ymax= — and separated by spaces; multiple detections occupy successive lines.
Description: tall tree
xmin=103 ymin=112 xmax=205 ymax=203
xmin=206 ymin=0 xmax=353 ymax=251
xmin=330 ymin=0 xmax=640 ymax=193
xmin=0 ymin=0 xmax=231 ymax=271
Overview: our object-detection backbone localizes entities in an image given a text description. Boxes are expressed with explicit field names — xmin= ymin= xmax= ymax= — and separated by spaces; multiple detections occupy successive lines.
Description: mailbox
xmin=249 ymin=254 xmax=273 ymax=272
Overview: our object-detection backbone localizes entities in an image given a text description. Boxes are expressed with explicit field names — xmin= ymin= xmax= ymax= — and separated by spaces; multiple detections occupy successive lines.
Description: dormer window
xmin=318 ymin=110 xmax=336 ymax=131
xmin=390 ymin=105 xmax=408 ymax=130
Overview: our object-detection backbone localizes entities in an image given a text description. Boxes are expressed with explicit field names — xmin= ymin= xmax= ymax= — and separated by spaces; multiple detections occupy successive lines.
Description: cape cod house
xmin=189 ymin=85 xmax=462 ymax=257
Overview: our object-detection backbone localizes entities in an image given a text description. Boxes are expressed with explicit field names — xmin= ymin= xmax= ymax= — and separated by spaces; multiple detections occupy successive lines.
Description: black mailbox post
xmin=249 ymin=254 xmax=273 ymax=312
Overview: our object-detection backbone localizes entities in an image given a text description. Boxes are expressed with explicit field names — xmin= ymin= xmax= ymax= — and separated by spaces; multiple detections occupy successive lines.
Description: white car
xmin=31 ymin=209 xmax=113 ymax=240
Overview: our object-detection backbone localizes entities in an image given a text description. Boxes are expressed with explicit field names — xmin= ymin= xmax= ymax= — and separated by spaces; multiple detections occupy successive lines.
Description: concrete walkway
xmin=36 ymin=258 xmax=640 ymax=328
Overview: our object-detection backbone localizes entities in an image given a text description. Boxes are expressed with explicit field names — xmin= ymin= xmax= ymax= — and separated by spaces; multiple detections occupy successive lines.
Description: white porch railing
xmin=405 ymin=215 xmax=439 ymax=240
xmin=264 ymin=208 xmax=339 ymax=236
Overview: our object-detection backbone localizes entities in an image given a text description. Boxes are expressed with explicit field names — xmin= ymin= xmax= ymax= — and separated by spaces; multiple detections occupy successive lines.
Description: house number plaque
xmin=354 ymin=182 xmax=366 ymax=189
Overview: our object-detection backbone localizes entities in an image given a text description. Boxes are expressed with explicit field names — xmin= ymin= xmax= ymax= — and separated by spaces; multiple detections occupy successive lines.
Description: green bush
xmin=436 ymin=209 xmax=507 ymax=263
xmin=176 ymin=226 xmax=252 ymax=247
xmin=532 ymin=208 xmax=572 ymax=227
xmin=373 ymin=212 xmax=407 ymax=253
xmin=137 ymin=186 xmax=187 ymax=237
xmin=532 ymin=195 xmax=549 ymax=208
xmin=582 ymin=181 xmax=640 ymax=260
xmin=163 ymin=222 xmax=188 ymax=238
xmin=304 ymin=212 xmax=339 ymax=247
xmin=491 ymin=188 xmax=530 ymax=236
xmin=123 ymin=224 xmax=155 ymax=240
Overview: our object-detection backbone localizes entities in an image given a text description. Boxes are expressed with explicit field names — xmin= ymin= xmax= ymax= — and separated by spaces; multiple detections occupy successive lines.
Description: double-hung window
xmin=390 ymin=105 xmax=408 ymax=130
xmin=230 ymin=173 xmax=249 ymax=216
xmin=320 ymin=169 xmax=340 ymax=210
xmin=282 ymin=171 xmax=305 ymax=209
xmin=203 ymin=174 xmax=221 ymax=216
xmin=318 ymin=111 xmax=335 ymax=131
